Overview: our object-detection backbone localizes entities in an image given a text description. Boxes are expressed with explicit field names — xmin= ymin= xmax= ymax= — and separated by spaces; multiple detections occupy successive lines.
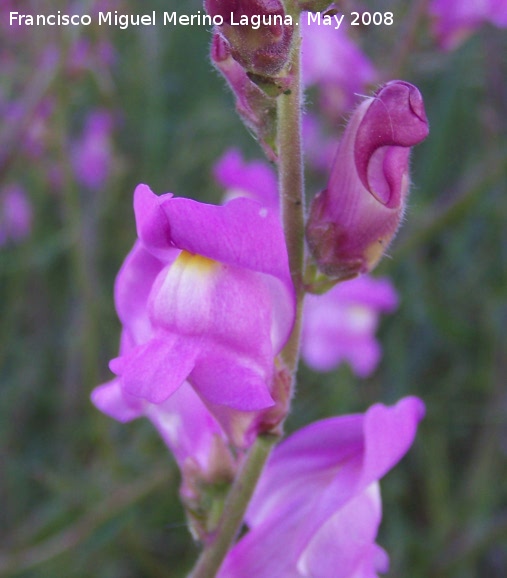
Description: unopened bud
xmin=205 ymin=0 xmax=294 ymax=77
xmin=306 ymin=81 xmax=429 ymax=279
xmin=211 ymin=33 xmax=278 ymax=160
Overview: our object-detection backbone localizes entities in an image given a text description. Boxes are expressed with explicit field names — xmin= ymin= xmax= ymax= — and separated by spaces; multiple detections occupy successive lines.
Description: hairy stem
xmin=187 ymin=11 xmax=305 ymax=578
xmin=278 ymin=20 xmax=306 ymax=371
xmin=187 ymin=434 xmax=278 ymax=578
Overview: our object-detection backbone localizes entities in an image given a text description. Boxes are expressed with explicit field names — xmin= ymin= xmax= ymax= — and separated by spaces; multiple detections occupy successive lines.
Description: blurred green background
xmin=1 ymin=0 xmax=506 ymax=576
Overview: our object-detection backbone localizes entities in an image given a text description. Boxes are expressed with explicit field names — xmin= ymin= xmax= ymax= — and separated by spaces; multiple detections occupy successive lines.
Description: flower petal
xmin=114 ymin=241 xmax=164 ymax=342
xmin=297 ymin=484 xmax=384 ymax=578
xmin=359 ymin=396 xmax=425 ymax=489
xmin=114 ymin=335 xmax=200 ymax=404
xmin=192 ymin=346 xmax=274 ymax=411
xmin=91 ymin=379 xmax=143 ymax=422
xmin=159 ymin=194 xmax=291 ymax=283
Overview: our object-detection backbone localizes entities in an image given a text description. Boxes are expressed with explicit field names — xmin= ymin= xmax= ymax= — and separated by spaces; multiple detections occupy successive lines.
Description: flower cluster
xmin=92 ymin=3 xmax=430 ymax=575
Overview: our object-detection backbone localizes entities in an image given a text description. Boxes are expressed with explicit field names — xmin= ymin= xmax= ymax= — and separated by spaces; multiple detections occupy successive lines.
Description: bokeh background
xmin=1 ymin=0 xmax=506 ymax=576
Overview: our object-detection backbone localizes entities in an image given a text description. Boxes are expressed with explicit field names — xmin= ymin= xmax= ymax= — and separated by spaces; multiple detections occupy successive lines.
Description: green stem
xmin=278 ymin=21 xmax=306 ymax=371
xmin=187 ymin=11 xmax=306 ymax=578
xmin=187 ymin=434 xmax=278 ymax=578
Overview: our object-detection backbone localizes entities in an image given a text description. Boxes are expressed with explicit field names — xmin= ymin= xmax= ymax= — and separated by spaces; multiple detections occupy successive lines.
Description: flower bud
xmin=211 ymin=34 xmax=278 ymax=160
xmin=306 ymin=81 xmax=429 ymax=279
xmin=205 ymin=0 xmax=294 ymax=77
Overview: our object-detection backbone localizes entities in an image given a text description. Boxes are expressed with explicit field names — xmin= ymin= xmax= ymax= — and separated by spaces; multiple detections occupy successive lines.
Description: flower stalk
xmin=187 ymin=434 xmax=279 ymax=578
xmin=277 ymin=17 xmax=306 ymax=371
xmin=187 ymin=6 xmax=306 ymax=575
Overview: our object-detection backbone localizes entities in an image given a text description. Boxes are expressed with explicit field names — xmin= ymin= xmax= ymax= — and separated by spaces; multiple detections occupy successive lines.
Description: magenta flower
xmin=301 ymin=18 xmax=377 ymax=119
xmin=92 ymin=237 xmax=237 ymax=497
xmin=306 ymin=81 xmax=429 ymax=279
xmin=213 ymin=148 xmax=278 ymax=210
xmin=103 ymin=185 xmax=295 ymax=440
xmin=72 ymin=109 xmax=114 ymax=190
xmin=302 ymin=275 xmax=398 ymax=377
xmin=218 ymin=397 xmax=425 ymax=578
xmin=0 ymin=184 xmax=32 ymax=246
xmin=430 ymin=0 xmax=507 ymax=50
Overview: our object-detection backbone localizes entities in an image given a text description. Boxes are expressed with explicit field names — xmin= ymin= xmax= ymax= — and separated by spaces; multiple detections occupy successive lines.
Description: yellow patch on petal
xmin=150 ymin=251 xmax=220 ymax=334
xmin=175 ymin=250 xmax=218 ymax=274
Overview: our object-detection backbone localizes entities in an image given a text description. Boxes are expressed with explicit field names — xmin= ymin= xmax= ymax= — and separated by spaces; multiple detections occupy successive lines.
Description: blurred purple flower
xmin=72 ymin=109 xmax=114 ymax=190
xmin=302 ymin=275 xmax=398 ymax=376
xmin=218 ymin=397 xmax=425 ymax=578
xmin=302 ymin=113 xmax=337 ymax=173
xmin=67 ymin=38 xmax=116 ymax=77
xmin=0 ymin=184 xmax=32 ymax=246
xmin=301 ymin=18 xmax=377 ymax=119
xmin=1 ymin=97 xmax=54 ymax=161
xmin=213 ymin=148 xmax=278 ymax=209
xmin=101 ymin=185 xmax=295 ymax=443
xmin=430 ymin=0 xmax=507 ymax=50
xmin=306 ymin=81 xmax=429 ymax=279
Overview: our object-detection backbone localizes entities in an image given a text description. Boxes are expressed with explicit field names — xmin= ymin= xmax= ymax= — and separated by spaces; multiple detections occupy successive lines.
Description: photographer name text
xmin=8 ymin=10 xmax=394 ymax=30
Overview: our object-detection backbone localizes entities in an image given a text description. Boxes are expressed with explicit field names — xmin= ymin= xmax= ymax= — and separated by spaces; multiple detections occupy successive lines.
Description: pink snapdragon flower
xmin=102 ymin=185 xmax=295 ymax=441
xmin=430 ymin=0 xmax=507 ymax=50
xmin=301 ymin=17 xmax=377 ymax=120
xmin=302 ymin=275 xmax=398 ymax=377
xmin=218 ymin=397 xmax=425 ymax=578
xmin=92 ymin=208 xmax=242 ymax=538
xmin=92 ymin=240 xmax=238 ymax=529
xmin=72 ymin=109 xmax=114 ymax=191
xmin=306 ymin=81 xmax=429 ymax=279
xmin=0 ymin=184 xmax=32 ymax=246
xmin=213 ymin=148 xmax=278 ymax=210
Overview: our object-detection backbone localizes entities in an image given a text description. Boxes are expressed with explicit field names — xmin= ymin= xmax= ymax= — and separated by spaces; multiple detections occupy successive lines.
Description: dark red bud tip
xmin=205 ymin=0 xmax=293 ymax=77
